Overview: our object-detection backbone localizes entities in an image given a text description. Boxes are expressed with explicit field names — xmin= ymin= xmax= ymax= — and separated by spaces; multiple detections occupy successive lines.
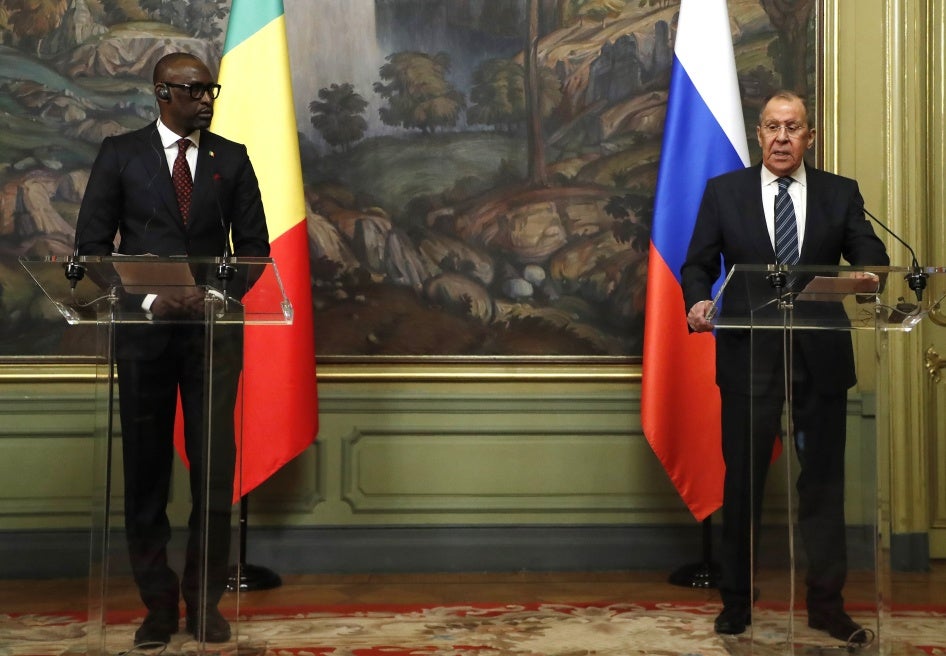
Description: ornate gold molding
xmin=927 ymin=347 xmax=946 ymax=384
xmin=931 ymin=298 xmax=946 ymax=327
xmin=318 ymin=360 xmax=640 ymax=382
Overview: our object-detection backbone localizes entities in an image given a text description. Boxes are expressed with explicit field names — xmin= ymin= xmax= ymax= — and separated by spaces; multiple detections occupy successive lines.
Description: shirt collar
xmin=761 ymin=161 xmax=807 ymax=188
xmin=156 ymin=118 xmax=200 ymax=150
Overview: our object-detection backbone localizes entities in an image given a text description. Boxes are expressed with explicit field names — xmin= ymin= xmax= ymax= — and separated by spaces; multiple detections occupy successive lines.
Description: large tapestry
xmin=0 ymin=0 xmax=815 ymax=361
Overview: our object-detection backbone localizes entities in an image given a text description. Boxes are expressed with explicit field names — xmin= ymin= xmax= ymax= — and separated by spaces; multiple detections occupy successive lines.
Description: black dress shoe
xmin=714 ymin=604 xmax=751 ymax=635
xmin=808 ymin=609 xmax=868 ymax=644
xmin=134 ymin=608 xmax=179 ymax=645
xmin=186 ymin=606 xmax=231 ymax=643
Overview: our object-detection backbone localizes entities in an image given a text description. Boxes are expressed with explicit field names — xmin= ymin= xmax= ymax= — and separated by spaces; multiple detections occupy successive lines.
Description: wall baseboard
xmin=0 ymin=523 xmax=890 ymax=579
xmin=890 ymin=532 xmax=931 ymax=572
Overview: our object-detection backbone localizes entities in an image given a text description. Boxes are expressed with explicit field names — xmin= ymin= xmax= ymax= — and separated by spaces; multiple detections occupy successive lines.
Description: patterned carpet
xmin=3 ymin=602 xmax=946 ymax=656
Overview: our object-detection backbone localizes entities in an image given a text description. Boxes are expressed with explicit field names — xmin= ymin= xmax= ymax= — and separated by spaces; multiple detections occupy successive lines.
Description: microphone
xmin=863 ymin=208 xmax=927 ymax=302
xmin=767 ymin=261 xmax=788 ymax=291
xmin=766 ymin=227 xmax=790 ymax=303
xmin=211 ymin=172 xmax=235 ymax=284
xmin=64 ymin=223 xmax=86 ymax=290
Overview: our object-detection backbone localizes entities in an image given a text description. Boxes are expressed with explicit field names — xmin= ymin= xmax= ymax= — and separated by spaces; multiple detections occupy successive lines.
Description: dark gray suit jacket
xmin=76 ymin=122 xmax=270 ymax=358
xmin=681 ymin=163 xmax=889 ymax=395
xmin=77 ymin=121 xmax=269 ymax=259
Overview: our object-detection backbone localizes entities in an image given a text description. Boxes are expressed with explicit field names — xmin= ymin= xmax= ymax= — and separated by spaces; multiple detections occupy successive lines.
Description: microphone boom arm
xmin=864 ymin=208 xmax=927 ymax=302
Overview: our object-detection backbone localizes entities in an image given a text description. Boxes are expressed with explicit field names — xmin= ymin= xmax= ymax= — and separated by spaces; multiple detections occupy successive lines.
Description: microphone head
xmin=210 ymin=169 xmax=232 ymax=265
xmin=906 ymin=269 xmax=927 ymax=303
xmin=64 ymin=259 xmax=86 ymax=290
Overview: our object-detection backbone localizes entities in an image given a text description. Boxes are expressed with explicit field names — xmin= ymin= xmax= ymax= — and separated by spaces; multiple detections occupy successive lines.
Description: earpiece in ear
xmin=156 ymin=84 xmax=170 ymax=101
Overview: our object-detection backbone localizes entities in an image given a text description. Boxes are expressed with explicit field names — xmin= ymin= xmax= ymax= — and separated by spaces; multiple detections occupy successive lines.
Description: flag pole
xmin=668 ymin=516 xmax=719 ymax=588
xmin=227 ymin=494 xmax=281 ymax=591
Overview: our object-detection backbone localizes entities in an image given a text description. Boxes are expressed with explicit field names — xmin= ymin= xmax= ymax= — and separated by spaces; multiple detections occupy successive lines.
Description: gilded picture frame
xmin=0 ymin=0 xmax=818 ymax=380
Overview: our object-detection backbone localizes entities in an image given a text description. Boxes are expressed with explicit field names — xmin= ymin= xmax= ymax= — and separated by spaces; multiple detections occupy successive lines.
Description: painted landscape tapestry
xmin=0 ymin=0 xmax=814 ymax=361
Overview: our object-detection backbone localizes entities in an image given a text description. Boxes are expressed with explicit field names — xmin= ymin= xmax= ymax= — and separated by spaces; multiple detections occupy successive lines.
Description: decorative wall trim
xmin=890 ymin=532 xmax=931 ymax=573
xmin=0 ymin=523 xmax=879 ymax=579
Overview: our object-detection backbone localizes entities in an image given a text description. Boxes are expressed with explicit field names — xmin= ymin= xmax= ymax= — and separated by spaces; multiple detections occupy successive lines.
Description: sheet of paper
xmin=795 ymin=275 xmax=879 ymax=302
xmin=112 ymin=258 xmax=196 ymax=294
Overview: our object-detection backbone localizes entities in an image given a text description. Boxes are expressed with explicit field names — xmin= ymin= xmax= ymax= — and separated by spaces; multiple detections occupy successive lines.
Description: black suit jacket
xmin=76 ymin=122 xmax=270 ymax=358
xmin=681 ymin=163 xmax=889 ymax=395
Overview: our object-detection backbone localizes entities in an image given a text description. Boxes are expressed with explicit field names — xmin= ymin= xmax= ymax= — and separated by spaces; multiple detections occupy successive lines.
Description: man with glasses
xmin=681 ymin=91 xmax=888 ymax=643
xmin=76 ymin=52 xmax=269 ymax=646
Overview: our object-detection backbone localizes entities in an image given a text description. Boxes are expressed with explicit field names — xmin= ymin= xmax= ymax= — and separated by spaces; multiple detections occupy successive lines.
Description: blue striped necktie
xmin=774 ymin=176 xmax=799 ymax=266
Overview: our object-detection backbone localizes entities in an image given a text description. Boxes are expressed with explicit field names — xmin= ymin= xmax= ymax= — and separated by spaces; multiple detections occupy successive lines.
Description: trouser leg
xmin=719 ymin=391 xmax=783 ymax=607
xmin=791 ymin=387 xmax=849 ymax=612
xmin=117 ymin=357 xmax=181 ymax=612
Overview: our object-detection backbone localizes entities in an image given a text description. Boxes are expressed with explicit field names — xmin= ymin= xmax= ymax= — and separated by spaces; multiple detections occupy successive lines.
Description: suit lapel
xmin=144 ymin=126 xmax=185 ymax=226
xmin=741 ymin=165 xmax=775 ymax=262
xmin=800 ymin=166 xmax=826 ymax=264
xmin=191 ymin=132 xmax=221 ymax=230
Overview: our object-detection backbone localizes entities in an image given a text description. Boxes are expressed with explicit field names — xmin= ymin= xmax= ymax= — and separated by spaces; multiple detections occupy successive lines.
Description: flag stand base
xmin=227 ymin=562 xmax=282 ymax=591
xmin=668 ymin=516 xmax=719 ymax=588
xmin=668 ymin=560 xmax=719 ymax=588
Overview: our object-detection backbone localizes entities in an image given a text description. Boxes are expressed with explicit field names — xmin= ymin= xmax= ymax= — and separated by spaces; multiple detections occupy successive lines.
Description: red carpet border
xmin=2 ymin=602 xmax=945 ymax=655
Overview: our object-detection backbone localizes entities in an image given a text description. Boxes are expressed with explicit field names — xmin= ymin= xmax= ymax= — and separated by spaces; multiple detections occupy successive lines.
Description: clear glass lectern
xmin=20 ymin=255 xmax=292 ymax=656
xmin=709 ymin=263 xmax=946 ymax=656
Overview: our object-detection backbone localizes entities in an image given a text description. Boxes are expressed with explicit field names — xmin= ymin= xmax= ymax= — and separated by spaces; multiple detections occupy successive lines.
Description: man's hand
xmin=849 ymin=271 xmax=881 ymax=304
xmin=151 ymin=287 xmax=205 ymax=319
xmin=687 ymin=299 xmax=716 ymax=333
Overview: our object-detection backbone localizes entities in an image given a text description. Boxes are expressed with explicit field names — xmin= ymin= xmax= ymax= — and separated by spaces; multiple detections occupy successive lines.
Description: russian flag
xmin=641 ymin=0 xmax=749 ymax=521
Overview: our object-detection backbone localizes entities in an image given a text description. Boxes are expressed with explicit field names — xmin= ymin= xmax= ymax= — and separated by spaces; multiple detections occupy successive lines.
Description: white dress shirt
xmin=156 ymin=118 xmax=199 ymax=180
xmin=761 ymin=162 xmax=807 ymax=259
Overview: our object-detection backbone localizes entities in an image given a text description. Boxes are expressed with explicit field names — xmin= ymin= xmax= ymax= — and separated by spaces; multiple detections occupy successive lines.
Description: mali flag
xmin=213 ymin=0 xmax=318 ymax=498
xmin=640 ymin=0 xmax=749 ymax=521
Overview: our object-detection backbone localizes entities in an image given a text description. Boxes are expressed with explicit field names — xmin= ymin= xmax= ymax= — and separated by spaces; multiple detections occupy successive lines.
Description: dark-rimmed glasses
xmin=162 ymin=81 xmax=222 ymax=100
xmin=760 ymin=123 xmax=808 ymax=139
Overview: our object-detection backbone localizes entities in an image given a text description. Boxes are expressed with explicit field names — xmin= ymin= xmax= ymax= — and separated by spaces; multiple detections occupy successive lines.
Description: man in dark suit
xmin=76 ymin=52 xmax=269 ymax=645
xmin=681 ymin=91 xmax=888 ymax=643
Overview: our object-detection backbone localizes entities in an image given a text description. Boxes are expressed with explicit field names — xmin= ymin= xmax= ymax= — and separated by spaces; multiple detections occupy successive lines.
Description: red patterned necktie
xmin=172 ymin=138 xmax=193 ymax=224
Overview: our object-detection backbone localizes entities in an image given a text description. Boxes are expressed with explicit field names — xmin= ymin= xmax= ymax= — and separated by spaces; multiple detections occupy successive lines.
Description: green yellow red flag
xmin=213 ymin=0 xmax=318 ymax=497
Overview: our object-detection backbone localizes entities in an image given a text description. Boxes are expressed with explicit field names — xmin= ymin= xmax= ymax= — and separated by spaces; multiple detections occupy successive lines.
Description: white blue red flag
xmin=641 ymin=0 xmax=750 ymax=521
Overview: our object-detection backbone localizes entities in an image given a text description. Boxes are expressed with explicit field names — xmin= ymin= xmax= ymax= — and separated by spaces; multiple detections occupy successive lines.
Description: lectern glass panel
xmin=708 ymin=264 xmax=941 ymax=655
xmin=19 ymin=255 xmax=290 ymax=655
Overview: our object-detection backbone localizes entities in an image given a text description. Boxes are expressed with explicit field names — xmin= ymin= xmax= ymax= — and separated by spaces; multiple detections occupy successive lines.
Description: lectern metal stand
xmin=20 ymin=255 xmax=292 ymax=656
